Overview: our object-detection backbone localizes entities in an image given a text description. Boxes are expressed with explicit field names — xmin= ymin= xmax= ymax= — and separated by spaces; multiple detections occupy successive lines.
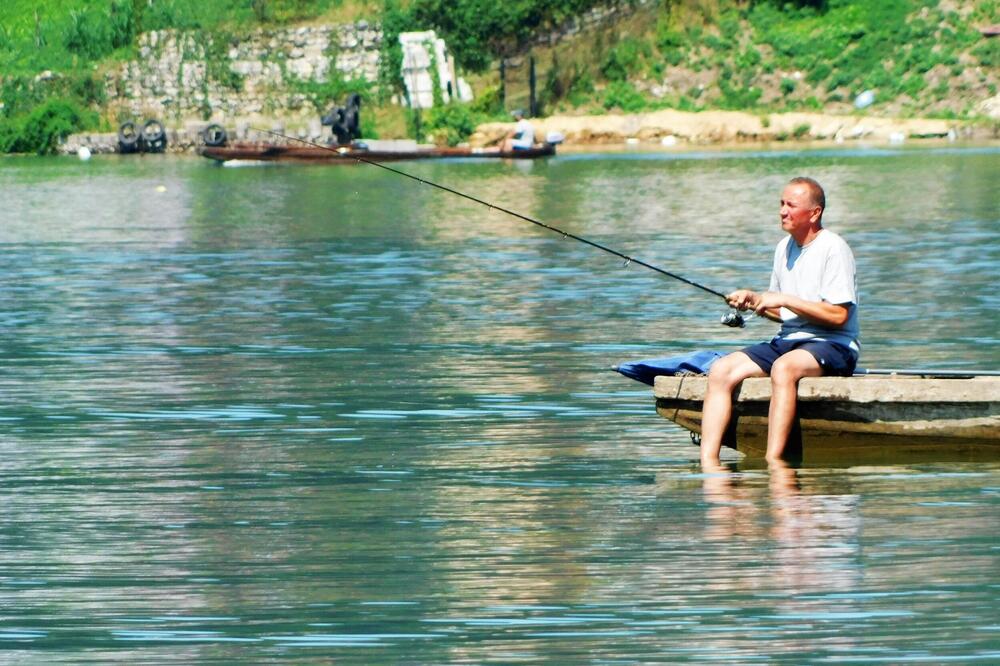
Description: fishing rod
xmin=254 ymin=128 xmax=748 ymax=327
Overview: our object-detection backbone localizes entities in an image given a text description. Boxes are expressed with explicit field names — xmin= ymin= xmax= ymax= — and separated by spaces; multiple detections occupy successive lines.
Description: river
xmin=0 ymin=144 xmax=997 ymax=663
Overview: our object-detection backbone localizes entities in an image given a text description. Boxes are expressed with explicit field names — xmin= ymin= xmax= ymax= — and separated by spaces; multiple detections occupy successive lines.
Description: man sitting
xmin=501 ymin=110 xmax=535 ymax=151
xmin=699 ymin=177 xmax=860 ymax=466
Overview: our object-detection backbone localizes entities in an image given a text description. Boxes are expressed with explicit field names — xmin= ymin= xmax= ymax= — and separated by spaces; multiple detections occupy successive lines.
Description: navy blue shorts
xmin=742 ymin=338 xmax=857 ymax=377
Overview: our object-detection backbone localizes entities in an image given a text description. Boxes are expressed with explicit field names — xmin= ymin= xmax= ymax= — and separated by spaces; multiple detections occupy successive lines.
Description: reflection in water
xmin=703 ymin=461 xmax=861 ymax=594
xmin=0 ymin=147 xmax=996 ymax=662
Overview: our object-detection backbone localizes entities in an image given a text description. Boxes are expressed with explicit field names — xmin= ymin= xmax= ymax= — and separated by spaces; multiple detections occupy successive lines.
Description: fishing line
xmin=254 ymin=128 xmax=748 ymax=325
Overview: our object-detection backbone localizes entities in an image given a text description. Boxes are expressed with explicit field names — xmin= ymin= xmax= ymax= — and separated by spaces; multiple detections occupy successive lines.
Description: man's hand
xmin=753 ymin=291 xmax=786 ymax=314
xmin=726 ymin=289 xmax=759 ymax=311
xmin=725 ymin=289 xmax=784 ymax=323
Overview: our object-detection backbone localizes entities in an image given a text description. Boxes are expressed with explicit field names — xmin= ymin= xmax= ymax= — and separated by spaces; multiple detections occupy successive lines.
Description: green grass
xmin=0 ymin=0 xmax=359 ymax=74
xmin=1 ymin=0 xmax=998 ymax=152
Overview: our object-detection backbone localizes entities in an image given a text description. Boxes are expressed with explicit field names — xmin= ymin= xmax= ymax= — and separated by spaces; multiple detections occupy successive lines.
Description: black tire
xmin=141 ymin=119 xmax=167 ymax=153
xmin=118 ymin=121 xmax=140 ymax=154
xmin=202 ymin=123 xmax=228 ymax=147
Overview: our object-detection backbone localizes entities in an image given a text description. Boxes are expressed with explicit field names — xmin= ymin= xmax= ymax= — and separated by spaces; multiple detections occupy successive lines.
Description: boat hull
xmin=653 ymin=375 xmax=1000 ymax=462
xmin=199 ymin=142 xmax=556 ymax=163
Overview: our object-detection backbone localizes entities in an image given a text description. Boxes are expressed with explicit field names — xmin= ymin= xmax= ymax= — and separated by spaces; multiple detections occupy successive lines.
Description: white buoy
xmin=155 ymin=185 xmax=167 ymax=193
xmin=661 ymin=135 xmax=678 ymax=147
xmin=625 ymin=137 xmax=640 ymax=145
xmin=888 ymin=131 xmax=905 ymax=145
xmin=77 ymin=146 xmax=91 ymax=161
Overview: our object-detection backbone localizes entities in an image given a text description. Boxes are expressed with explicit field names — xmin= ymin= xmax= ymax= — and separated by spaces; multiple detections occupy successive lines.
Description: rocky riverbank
xmin=62 ymin=107 xmax=990 ymax=156
xmin=60 ymin=110 xmax=994 ymax=154
xmin=469 ymin=108 xmax=981 ymax=148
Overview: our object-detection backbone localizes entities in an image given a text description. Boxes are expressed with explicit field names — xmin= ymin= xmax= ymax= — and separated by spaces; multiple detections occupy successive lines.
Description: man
xmin=501 ymin=109 xmax=535 ymax=151
xmin=700 ymin=177 xmax=860 ymax=465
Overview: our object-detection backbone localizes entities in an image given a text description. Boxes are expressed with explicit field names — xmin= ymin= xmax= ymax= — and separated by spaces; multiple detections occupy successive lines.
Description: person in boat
xmin=700 ymin=177 xmax=860 ymax=465
xmin=322 ymin=93 xmax=362 ymax=146
xmin=501 ymin=109 xmax=535 ymax=152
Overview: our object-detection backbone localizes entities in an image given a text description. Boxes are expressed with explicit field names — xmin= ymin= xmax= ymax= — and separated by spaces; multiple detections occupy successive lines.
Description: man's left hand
xmin=753 ymin=291 xmax=785 ymax=314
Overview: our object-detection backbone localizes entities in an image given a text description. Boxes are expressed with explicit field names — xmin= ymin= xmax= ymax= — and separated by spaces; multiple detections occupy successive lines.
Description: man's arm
xmin=753 ymin=291 xmax=851 ymax=327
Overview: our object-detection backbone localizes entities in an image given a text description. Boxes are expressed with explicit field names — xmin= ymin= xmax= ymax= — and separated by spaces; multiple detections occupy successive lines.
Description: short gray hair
xmin=788 ymin=176 xmax=826 ymax=213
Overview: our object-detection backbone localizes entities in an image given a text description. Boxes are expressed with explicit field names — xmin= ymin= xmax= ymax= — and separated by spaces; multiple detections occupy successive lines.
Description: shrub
xmin=899 ymin=73 xmax=927 ymax=98
xmin=63 ymin=0 xmax=137 ymax=61
xmin=1 ymin=73 xmax=105 ymax=122
xmin=142 ymin=0 xmax=205 ymax=31
xmin=539 ymin=53 xmax=592 ymax=111
xmin=567 ymin=69 xmax=595 ymax=107
xmin=971 ymin=40 xmax=999 ymax=69
xmin=288 ymin=73 xmax=372 ymax=114
xmin=425 ymin=102 xmax=480 ymax=146
xmin=0 ymin=98 xmax=96 ymax=154
xmin=806 ymin=63 xmax=831 ymax=85
xmin=410 ymin=0 xmax=610 ymax=73
xmin=600 ymin=38 xmax=650 ymax=82
xmin=735 ymin=47 xmax=762 ymax=71
xmin=656 ymin=21 xmax=685 ymax=64
xmin=470 ymin=85 xmax=503 ymax=116
xmin=718 ymin=68 xmax=762 ymax=109
xmin=718 ymin=11 xmax=742 ymax=43
xmin=602 ymin=80 xmax=646 ymax=112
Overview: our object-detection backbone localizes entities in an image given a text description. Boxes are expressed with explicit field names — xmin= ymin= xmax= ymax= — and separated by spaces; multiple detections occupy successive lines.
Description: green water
xmin=0 ymin=145 xmax=997 ymax=663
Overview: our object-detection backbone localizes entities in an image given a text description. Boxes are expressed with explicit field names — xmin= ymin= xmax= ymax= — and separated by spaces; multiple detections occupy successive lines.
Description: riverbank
xmin=469 ymin=108 xmax=982 ymax=148
xmin=60 ymin=107 xmax=987 ymax=155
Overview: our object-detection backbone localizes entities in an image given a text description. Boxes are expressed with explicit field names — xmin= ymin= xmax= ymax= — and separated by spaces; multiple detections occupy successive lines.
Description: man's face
xmin=779 ymin=183 xmax=820 ymax=234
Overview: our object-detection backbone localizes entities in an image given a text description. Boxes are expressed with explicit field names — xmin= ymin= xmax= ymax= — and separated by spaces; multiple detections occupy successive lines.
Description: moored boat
xmin=652 ymin=373 xmax=1000 ymax=462
xmin=199 ymin=141 xmax=556 ymax=164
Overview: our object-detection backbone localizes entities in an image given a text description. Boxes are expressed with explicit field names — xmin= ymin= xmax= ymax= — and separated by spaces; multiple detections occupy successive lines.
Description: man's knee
xmin=770 ymin=351 xmax=820 ymax=385
xmin=708 ymin=352 xmax=760 ymax=389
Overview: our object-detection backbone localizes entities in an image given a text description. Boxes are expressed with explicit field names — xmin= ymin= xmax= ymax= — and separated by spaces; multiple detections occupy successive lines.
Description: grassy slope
xmin=1 ymin=0 xmax=997 ymax=152
xmin=515 ymin=0 xmax=1000 ymax=120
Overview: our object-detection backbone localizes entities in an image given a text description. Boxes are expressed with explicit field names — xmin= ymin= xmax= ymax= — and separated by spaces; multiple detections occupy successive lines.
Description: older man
xmin=501 ymin=109 xmax=536 ymax=152
xmin=700 ymin=177 xmax=860 ymax=464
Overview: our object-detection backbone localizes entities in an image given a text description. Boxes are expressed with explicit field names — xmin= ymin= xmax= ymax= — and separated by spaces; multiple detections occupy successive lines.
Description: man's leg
xmin=701 ymin=352 xmax=767 ymax=466
xmin=766 ymin=349 xmax=823 ymax=461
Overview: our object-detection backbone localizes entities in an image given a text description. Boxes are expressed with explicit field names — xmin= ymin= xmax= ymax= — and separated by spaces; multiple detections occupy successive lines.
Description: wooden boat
xmin=199 ymin=142 xmax=556 ymax=164
xmin=653 ymin=373 xmax=1000 ymax=462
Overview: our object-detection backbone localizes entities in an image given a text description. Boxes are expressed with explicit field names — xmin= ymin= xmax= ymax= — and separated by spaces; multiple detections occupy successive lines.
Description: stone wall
xmin=534 ymin=0 xmax=653 ymax=47
xmin=100 ymin=0 xmax=647 ymax=130
xmin=105 ymin=22 xmax=382 ymax=130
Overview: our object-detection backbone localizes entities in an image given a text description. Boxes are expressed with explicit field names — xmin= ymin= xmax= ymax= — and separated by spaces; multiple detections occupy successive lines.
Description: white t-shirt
xmin=769 ymin=228 xmax=860 ymax=354
xmin=512 ymin=119 xmax=535 ymax=148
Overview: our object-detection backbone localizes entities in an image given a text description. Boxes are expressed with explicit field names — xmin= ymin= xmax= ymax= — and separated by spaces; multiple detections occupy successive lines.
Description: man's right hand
xmin=726 ymin=289 xmax=759 ymax=311
xmin=726 ymin=289 xmax=784 ymax=323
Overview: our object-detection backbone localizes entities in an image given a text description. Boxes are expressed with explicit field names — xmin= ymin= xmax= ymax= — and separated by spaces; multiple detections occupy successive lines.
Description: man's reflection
xmin=701 ymin=459 xmax=861 ymax=595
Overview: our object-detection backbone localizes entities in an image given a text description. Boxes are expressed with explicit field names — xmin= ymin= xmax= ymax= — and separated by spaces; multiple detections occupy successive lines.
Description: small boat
xmin=652 ymin=372 xmax=1000 ymax=462
xmin=199 ymin=142 xmax=556 ymax=164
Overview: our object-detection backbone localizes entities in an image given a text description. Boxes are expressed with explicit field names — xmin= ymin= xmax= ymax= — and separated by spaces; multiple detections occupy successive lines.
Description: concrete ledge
xmin=653 ymin=375 xmax=1000 ymax=403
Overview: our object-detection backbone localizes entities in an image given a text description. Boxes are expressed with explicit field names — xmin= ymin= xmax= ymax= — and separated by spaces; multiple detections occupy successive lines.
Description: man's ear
xmin=810 ymin=206 xmax=823 ymax=224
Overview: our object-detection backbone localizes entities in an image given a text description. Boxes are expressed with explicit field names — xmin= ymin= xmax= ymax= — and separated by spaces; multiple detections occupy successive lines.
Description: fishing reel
xmin=720 ymin=311 xmax=746 ymax=328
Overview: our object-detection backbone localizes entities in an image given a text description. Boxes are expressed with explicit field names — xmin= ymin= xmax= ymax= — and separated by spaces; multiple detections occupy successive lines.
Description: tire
xmin=202 ymin=123 xmax=228 ymax=147
xmin=118 ymin=121 xmax=140 ymax=154
xmin=141 ymin=119 xmax=167 ymax=153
